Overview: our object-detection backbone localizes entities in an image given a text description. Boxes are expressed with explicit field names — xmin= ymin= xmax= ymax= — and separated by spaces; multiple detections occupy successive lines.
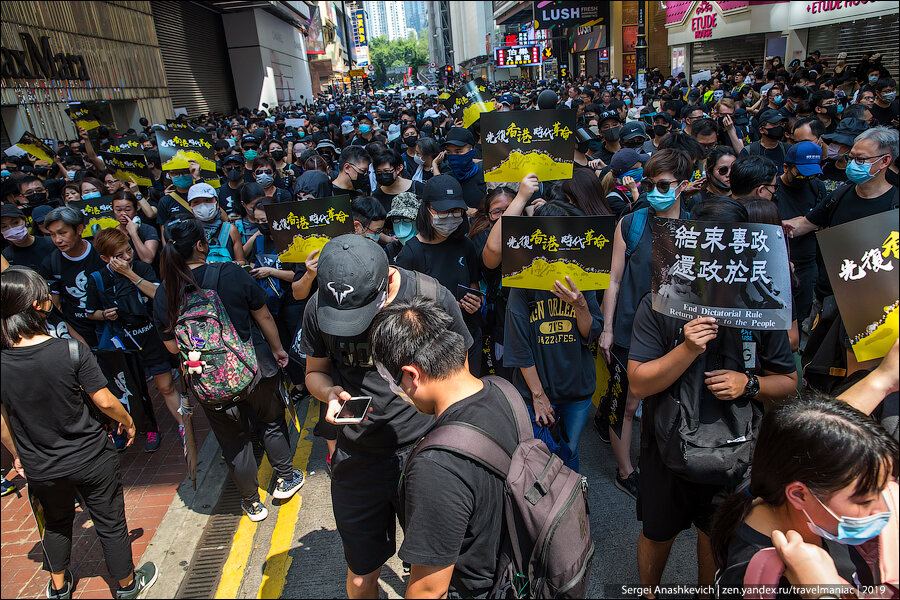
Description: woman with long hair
xmin=711 ymin=394 xmax=898 ymax=598
xmin=1 ymin=267 xmax=158 ymax=599
xmin=153 ymin=219 xmax=303 ymax=521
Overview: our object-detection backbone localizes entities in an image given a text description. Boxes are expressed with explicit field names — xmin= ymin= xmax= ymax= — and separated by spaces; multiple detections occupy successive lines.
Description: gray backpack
xmin=404 ymin=376 xmax=594 ymax=599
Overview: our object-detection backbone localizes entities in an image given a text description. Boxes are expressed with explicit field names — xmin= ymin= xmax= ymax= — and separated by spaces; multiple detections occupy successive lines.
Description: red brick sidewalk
xmin=1 ymin=387 xmax=210 ymax=599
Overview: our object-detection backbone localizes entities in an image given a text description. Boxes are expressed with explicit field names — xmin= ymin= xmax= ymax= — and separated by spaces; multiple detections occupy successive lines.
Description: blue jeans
xmin=553 ymin=397 xmax=593 ymax=473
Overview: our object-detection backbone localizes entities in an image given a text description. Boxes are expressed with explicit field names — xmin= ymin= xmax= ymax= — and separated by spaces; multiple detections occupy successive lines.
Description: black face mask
xmin=763 ymin=126 xmax=784 ymax=139
xmin=351 ymin=172 xmax=369 ymax=191
xmin=376 ymin=172 xmax=396 ymax=186
xmin=824 ymin=105 xmax=838 ymax=118
xmin=602 ymin=126 xmax=622 ymax=142
xmin=653 ymin=124 xmax=669 ymax=137
xmin=270 ymin=150 xmax=286 ymax=161
xmin=225 ymin=168 xmax=243 ymax=182
xmin=622 ymin=139 xmax=644 ymax=149
xmin=24 ymin=191 xmax=49 ymax=205
xmin=403 ymin=135 xmax=418 ymax=146
xmin=257 ymin=223 xmax=271 ymax=236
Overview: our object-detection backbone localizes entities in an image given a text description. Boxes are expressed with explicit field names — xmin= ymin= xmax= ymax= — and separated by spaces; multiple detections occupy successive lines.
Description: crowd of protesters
xmin=1 ymin=47 xmax=899 ymax=600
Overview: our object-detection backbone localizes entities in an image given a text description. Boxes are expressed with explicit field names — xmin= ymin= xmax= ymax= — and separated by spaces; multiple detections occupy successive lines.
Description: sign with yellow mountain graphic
xmin=15 ymin=132 xmax=56 ymax=163
xmin=264 ymin=196 xmax=353 ymax=263
xmin=448 ymin=78 xmax=495 ymax=128
xmin=69 ymin=196 xmax=119 ymax=238
xmin=64 ymin=102 xmax=113 ymax=132
xmin=502 ymin=216 xmax=615 ymax=291
xmin=103 ymin=135 xmax=143 ymax=155
xmin=817 ymin=209 xmax=898 ymax=362
xmin=104 ymin=152 xmax=152 ymax=189
xmin=155 ymin=130 xmax=216 ymax=172
xmin=482 ymin=110 xmax=575 ymax=182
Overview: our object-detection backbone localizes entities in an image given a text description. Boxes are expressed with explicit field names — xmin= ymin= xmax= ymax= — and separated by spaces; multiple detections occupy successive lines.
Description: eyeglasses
xmin=364 ymin=223 xmax=383 ymax=235
xmin=348 ymin=163 xmax=368 ymax=175
xmin=223 ymin=165 xmax=240 ymax=172
xmin=716 ymin=166 xmax=730 ymax=176
xmin=429 ymin=207 xmax=464 ymax=218
xmin=648 ymin=179 xmax=681 ymax=193
xmin=700 ymin=142 xmax=718 ymax=150
xmin=489 ymin=208 xmax=505 ymax=217
xmin=242 ymin=146 xmax=259 ymax=152
xmin=843 ymin=153 xmax=887 ymax=163
xmin=375 ymin=169 xmax=397 ymax=175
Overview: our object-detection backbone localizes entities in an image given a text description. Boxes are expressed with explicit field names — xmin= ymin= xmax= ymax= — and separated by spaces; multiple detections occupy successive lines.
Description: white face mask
xmin=193 ymin=201 xmax=219 ymax=222
xmin=375 ymin=362 xmax=416 ymax=407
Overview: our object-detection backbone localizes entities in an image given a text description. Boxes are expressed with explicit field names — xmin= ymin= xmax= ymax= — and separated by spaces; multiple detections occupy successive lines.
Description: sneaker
xmin=272 ymin=468 xmax=305 ymax=500
xmin=144 ymin=431 xmax=161 ymax=453
xmin=110 ymin=429 xmax=127 ymax=452
xmin=1 ymin=477 xmax=15 ymax=497
xmin=241 ymin=498 xmax=268 ymax=522
xmin=593 ymin=414 xmax=610 ymax=444
xmin=115 ymin=562 xmax=158 ymax=599
xmin=46 ymin=569 xmax=73 ymax=599
xmin=615 ymin=470 xmax=640 ymax=500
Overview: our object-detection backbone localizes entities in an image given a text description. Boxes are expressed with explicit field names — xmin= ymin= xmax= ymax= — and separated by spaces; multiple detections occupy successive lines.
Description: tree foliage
xmin=368 ymin=34 xmax=429 ymax=87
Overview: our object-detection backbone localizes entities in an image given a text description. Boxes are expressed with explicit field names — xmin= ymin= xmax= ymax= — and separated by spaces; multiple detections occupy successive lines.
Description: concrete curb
xmin=139 ymin=431 xmax=226 ymax=599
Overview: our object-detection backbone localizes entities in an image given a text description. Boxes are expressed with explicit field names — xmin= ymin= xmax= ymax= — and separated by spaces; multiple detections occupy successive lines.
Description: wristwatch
xmin=742 ymin=372 xmax=760 ymax=398
xmin=135 ymin=193 xmax=143 ymax=200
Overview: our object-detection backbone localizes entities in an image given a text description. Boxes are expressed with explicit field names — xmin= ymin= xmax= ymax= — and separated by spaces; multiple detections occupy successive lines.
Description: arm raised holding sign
xmin=482 ymin=173 xmax=539 ymax=269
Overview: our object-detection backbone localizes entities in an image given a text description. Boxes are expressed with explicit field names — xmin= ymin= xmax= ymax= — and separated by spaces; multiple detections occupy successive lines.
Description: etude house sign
xmin=0 ymin=32 xmax=89 ymax=80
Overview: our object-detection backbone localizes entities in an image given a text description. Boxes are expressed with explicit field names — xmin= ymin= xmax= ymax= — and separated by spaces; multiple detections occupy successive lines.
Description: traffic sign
xmin=367 ymin=64 xmax=375 ymax=72
xmin=430 ymin=62 xmax=436 ymax=68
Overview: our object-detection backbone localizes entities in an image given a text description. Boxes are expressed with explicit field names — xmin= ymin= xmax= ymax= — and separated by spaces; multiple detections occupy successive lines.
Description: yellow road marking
xmin=257 ymin=399 xmax=319 ymax=599
xmin=214 ymin=453 xmax=273 ymax=599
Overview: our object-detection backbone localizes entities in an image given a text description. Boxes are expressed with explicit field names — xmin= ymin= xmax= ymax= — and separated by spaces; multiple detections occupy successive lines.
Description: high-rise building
xmin=365 ymin=1 xmax=387 ymax=40
xmin=364 ymin=1 xmax=409 ymax=41
xmin=405 ymin=1 xmax=427 ymax=35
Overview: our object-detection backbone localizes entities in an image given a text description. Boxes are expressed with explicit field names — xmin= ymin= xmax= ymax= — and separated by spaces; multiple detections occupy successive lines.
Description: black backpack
xmin=403 ymin=376 xmax=593 ymax=599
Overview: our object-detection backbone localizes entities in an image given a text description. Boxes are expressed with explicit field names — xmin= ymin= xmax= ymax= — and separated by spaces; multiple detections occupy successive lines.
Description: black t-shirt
xmin=454 ymin=163 xmax=487 ymax=210
xmin=332 ymin=182 xmax=363 ymax=200
xmin=153 ymin=262 xmax=267 ymax=342
xmin=399 ymin=381 xmax=518 ymax=597
xmin=741 ymin=141 xmax=787 ymax=176
xmin=85 ymin=262 xmax=171 ymax=366
xmin=870 ymin=100 xmax=898 ymax=127
xmin=774 ymin=179 xmax=822 ymax=263
xmin=806 ymin=184 xmax=899 ymax=297
xmin=717 ymin=523 xmax=867 ymax=600
xmin=1 ymin=338 xmax=113 ymax=481
xmin=41 ymin=244 xmax=106 ymax=344
xmin=372 ymin=179 xmax=424 ymax=213
xmin=2 ymin=236 xmax=55 ymax=271
xmin=298 ymin=267 xmax=474 ymax=454
xmin=130 ymin=223 xmax=160 ymax=259
xmin=503 ymin=288 xmax=604 ymax=403
xmin=156 ymin=191 xmax=194 ymax=226
xmin=218 ymin=183 xmax=243 ymax=216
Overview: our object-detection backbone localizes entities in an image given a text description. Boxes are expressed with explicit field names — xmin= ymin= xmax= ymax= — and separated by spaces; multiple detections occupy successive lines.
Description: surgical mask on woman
xmin=193 ymin=202 xmax=219 ymax=222
xmin=173 ymin=174 xmax=194 ymax=189
xmin=646 ymin=182 xmax=680 ymax=211
xmin=804 ymin=492 xmax=892 ymax=546
xmin=82 ymin=191 xmax=101 ymax=200
xmin=431 ymin=213 xmax=463 ymax=237
xmin=2 ymin=224 xmax=29 ymax=243
xmin=393 ymin=219 xmax=416 ymax=244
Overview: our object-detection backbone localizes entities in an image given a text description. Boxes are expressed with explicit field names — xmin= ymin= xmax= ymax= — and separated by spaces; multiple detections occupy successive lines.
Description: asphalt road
xmin=231 ymin=397 xmax=700 ymax=599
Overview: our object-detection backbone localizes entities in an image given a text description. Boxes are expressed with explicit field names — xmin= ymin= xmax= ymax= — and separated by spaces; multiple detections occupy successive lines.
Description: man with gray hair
xmin=40 ymin=206 xmax=105 ymax=347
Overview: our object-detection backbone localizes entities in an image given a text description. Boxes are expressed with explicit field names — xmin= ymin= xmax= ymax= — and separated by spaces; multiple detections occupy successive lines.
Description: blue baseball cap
xmin=785 ymin=141 xmax=823 ymax=176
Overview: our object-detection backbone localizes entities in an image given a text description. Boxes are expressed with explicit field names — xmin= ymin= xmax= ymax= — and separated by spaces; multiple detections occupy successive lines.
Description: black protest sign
xmin=16 ymin=131 xmax=57 ymax=162
xmin=65 ymin=101 xmax=113 ymax=131
xmin=448 ymin=78 xmax=495 ymax=128
xmin=482 ymin=109 xmax=576 ymax=182
xmin=69 ymin=195 xmax=119 ymax=238
xmin=166 ymin=119 xmax=190 ymax=130
xmin=105 ymin=152 xmax=152 ymax=188
xmin=155 ymin=130 xmax=217 ymax=172
xmin=651 ymin=218 xmax=792 ymax=330
xmin=264 ymin=196 xmax=353 ymax=263
xmin=104 ymin=135 xmax=143 ymax=155
xmin=501 ymin=215 xmax=615 ymax=291
xmin=817 ymin=209 xmax=898 ymax=362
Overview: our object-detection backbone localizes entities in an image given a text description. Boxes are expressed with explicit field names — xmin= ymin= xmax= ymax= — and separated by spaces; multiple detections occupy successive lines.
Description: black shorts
xmin=330 ymin=443 xmax=413 ymax=575
xmin=636 ymin=438 xmax=727 ymax=542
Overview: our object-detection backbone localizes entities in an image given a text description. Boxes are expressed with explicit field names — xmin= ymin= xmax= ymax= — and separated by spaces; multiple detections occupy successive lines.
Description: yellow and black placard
xmin=502 ymin=215 xmax=615 ymax=291
xmin=16 ymin=132 xmax=57 ymax=163
xmin=817 ymin=209 xmax=899 ymax=362
xmin=69 ymin=195 xmax=120 ymax=238
xmin=104 ymin=135 xmax=143 ymax=155
xmin=155 ymin=130 xmax=217 ymax=173
xmin=448 ymin=78 xmax=495 ymax=128
xmin=105 ymin=152 xmax=152 ymax=189
xmin=264 ymin=195 xmax=354 ymax=263
xmin=166 ymin=119 xmax=190 ymax=130
xmin=482 ymin=109 xmax=575 ymax=182
xmin=64 ymin=102 xmax=113 ymax=131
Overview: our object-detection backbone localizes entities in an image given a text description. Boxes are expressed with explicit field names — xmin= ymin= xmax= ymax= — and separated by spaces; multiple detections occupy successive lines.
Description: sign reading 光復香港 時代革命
xmin=264 ymin=196 xmax=354 ymax=263
xmin=651 ymin=218 xmax=792 ymax=330
xmin=482 ymin=109 xmax=576 ymax=182
xmin=502 ymin=216 xmax=615 ymax=291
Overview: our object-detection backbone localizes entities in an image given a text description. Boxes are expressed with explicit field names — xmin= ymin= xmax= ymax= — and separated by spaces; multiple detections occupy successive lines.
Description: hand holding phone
xmin=333 ymin=396 xmax=373 ymax=424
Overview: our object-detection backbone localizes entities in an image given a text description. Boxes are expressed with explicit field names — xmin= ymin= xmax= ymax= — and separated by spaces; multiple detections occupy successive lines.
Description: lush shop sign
xmin=1 ymin=32 xmax=89 ymax=80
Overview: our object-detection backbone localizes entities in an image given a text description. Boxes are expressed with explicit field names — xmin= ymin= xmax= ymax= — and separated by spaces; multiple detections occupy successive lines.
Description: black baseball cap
xmin=1 ymin=204 xmax=25 ymax=219
xmin=444 ymin=127 xmax=476 ymax=147
xmin=222 ymin=154 xmax=244 ymax=166
xmin=423 ymin=174 xmax=467 ymax=212
xmin=759 ymin=109 xmax=788 ymax=125
xmin=315 ymin=234 xmax=389 ymax=337
xmin=598 ymin=109 xmax=622 ymax=125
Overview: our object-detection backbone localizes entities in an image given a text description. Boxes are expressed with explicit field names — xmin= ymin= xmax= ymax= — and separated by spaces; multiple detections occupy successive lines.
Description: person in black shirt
xmin=300 ymin=234 xmax=472 ymax=599
xmin=1 ymin=204 xmax=55 ymax=271
xmin=395 ymin=175 xmax=483 ymax=375
xmin=595 ymin=109 xmax=624 ymax=166
xmin=250 ymin=156 xmax=292 ymax=204
xmin=629 ymin=198 xmax=797 ymax=595
xmin=218 ymin=154 xmax=246 ymax=219
xmin=111 ymin=191 xmax=160 ymax=266
xmin=40 ymin=206 xmax=106 ymax=348
xmin=774 ymin=141 xmax=826 ymax=324
xmin=369 ymin=296 xmax=519 ymax=599
xmin=153 ymin=219 xmax=302 ymax=522
xmin=155 ymin=166 xmax=196 ymax=231
xmin=870 ymin=78 xmax=898 ymax=127
xmin=440 ymin=128 xmax=486 ymax=211
xmin=710 ymin=396 xmax=897 ymax=600
xmin=1 ymin=267 xmax=158 ymax=599
xmin=740 ymin=110 xmax=790 ymax=177
xmin=331 ymin=145 xmax=371 ymax=199
xmin=371 ymin=148 xmax=423 ymax=213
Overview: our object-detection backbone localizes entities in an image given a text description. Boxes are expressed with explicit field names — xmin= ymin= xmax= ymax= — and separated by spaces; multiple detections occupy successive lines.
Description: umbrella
xmin=179 ymin=394 xmax=198 ymax=490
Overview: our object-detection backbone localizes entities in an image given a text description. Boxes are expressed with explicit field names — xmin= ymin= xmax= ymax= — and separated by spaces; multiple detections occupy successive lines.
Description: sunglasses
xmin=716 ymin=166 xmax=730 ymax=176
xmin=255 ymin=169 xmax=274 ymax=175
xmin=648 ymin=180 xmax=682 ymax=193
